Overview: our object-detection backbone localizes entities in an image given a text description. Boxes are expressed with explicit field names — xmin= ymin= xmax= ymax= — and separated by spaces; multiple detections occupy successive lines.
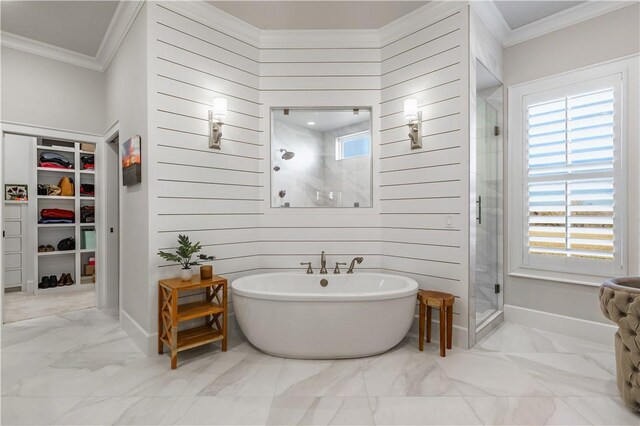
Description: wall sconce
xmin=209 ymin=97 xmax=227 ymax=150
xmin=404 ymin=98 xmax=422 ymax=150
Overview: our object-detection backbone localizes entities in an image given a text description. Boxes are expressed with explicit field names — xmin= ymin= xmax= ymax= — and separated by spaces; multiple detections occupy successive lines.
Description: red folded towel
xmin=40 ymin=208 xmax=75 ymax=219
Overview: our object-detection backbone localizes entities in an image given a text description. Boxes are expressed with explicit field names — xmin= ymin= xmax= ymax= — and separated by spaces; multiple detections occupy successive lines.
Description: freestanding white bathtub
xmin=231 ymin=272 xmax=418 ymax=359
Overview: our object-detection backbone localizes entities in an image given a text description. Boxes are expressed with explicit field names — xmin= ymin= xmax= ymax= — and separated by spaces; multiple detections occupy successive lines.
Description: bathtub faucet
xmin=347 ymin=257 xmax=364 ymax=274
xmin=320 ymin=251 xmax=328 ymax=274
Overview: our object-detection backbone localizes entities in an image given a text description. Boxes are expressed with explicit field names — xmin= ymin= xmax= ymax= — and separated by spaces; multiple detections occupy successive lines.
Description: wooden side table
xmin=418 ymin=290 xmax=455 ymax=357
xmin=158 ymin=275 xmax=228 ymax=369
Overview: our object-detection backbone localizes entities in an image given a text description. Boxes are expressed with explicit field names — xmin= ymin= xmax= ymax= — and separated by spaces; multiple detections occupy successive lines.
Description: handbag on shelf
xmin=58 ymin=176 xmax=74 ymax=196
xmin=47 ymin=184 xmax=61 ymax=196
xmin=57 ymin=237 xmax=75 ymax=251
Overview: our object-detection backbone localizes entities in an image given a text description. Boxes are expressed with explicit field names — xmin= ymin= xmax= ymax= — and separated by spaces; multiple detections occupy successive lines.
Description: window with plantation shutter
xmin=508 ymin=62 xmax=629 ymax=283
xmin=527 ymin=88 xmax=615 ymax=260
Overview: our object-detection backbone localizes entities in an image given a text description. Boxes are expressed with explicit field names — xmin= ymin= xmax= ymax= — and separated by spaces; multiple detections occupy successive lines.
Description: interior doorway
xmin=103 ymin=133 xmax=120 ymax=315
xmin=2 ymin=132 xmax=97 ymax=323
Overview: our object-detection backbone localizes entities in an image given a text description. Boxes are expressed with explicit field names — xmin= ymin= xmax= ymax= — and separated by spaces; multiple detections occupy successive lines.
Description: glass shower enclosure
xmin=472 ymin=60 xmax=504 ymax=339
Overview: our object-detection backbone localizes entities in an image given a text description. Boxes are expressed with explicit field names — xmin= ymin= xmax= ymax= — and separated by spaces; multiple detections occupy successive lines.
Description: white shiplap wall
xmin=150 ymin=2 xmax=263 ymax=328
xmin=380 ymin=6 xmax=470 ymax=345
xmin=146 ymin=1 xmax=471 ymax=347
xmin=258 ymin=32 xmax=382 ymax=273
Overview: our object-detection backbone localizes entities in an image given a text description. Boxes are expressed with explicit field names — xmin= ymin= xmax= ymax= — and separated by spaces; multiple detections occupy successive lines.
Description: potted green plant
xmin=157 ymin=234 xmax=214 ymax=281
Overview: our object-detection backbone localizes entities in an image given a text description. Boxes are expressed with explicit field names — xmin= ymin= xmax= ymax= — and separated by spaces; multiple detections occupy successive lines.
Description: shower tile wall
xmin=271 ymin=119 xmax=371 ymax=208
xmin=272 ymin=120 xmax=325 ymax=207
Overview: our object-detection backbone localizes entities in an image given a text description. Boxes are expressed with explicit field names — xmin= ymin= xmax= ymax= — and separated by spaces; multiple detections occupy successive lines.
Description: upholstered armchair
xmin=599 ymin=277 xmax=640 ymax=413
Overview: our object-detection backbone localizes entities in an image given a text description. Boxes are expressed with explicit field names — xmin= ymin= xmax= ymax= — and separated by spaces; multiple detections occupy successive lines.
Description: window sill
xmin=508 ymin=271 xmax=609 ymax=288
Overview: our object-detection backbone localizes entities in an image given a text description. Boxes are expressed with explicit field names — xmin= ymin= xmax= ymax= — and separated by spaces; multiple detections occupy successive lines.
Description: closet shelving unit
xmin=34 ymin=139 xmax=96 ymax=293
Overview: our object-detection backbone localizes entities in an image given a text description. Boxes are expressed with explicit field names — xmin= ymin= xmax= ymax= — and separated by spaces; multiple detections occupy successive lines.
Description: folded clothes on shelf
xmin=39 ymin=162 xmax=69 ymax=169
xmin=38 ymin=218 xmax=74 ymax=224
xmin=80 ymin=205 xmax=94 ymax=223
xmin=39 ymin=152 xmax=73 ymax=168
xmin=80 ymin=183 xmax=95 ymax=196
xmin=41 ymin=208 xmax=75 ymax=220
xmin=80 ymin=155 xmax=94 ymax=164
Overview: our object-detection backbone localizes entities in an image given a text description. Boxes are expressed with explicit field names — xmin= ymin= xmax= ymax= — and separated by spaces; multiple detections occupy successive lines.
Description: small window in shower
xmin=335 ymin=131 xmax=370 ymax=160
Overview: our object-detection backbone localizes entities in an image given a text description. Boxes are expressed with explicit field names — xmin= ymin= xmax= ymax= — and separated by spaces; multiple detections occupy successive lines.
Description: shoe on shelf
xmin=65 ymin=273 xmax=75 ymax=286
xmin=46 ymin=245 xmax=55 ymax=252
xmin=38 ymin=245 xmax=46 ymax=252
xmin=58 ymin=275 xmax=65 ymax=286
xmin=48 ymin=275 xmax=58 ymax=288
xmin=38 ymin=276 xmax=50 ymax=289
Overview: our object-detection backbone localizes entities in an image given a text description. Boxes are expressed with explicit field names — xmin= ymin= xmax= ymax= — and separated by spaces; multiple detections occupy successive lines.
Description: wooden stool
xmin=417 ymin=290 xmax=455 ymax=357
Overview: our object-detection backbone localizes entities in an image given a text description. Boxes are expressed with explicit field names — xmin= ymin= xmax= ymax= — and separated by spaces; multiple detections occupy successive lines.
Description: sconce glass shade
xmin=404 ymin=98 xmax=418 ymax=121
xmin=212 ymin=97 xmax=227 ymax=121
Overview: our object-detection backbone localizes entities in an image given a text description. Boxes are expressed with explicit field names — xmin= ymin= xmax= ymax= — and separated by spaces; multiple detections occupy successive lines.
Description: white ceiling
xmin=0 ymin=1 xmax=119 ymax=56
xmin=208 ymin=1 xmax=429 ymax=30
xmin=494 ymin=1 xmax=586 ymax=29
xmin=274 ymin=109 xmax=370 ymax=133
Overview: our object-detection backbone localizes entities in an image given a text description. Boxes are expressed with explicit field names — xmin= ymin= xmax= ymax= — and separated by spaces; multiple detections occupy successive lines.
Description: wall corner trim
xmin=120 ymin=309 xmax=156 ymax=356
xmin=504 ymin=304 xmax=617 ymax=346
xmin=95 ymin=0 xmax=145 ymax=72
xmin=166 ymin=1 xmax=261 ymax=48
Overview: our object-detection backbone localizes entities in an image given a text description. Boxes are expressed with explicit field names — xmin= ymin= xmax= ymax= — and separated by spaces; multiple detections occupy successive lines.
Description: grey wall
xmin=503 ymin=4 xmax=640 ymax=87
xmin=104 ymin=4 xmax=150 ymax=337
xmin=503 ymin=3 xmax=640 ymax=324
xmin=0 ymin=47 xmax=105 ymax=135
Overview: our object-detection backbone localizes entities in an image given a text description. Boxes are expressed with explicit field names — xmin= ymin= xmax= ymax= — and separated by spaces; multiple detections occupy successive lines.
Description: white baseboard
xmin=120 ymin=309 xmax=240 ymax=356
xmin=504 ymin=304 xmax=616 ymax=346
xmin=407 ymin=315 xmax=469 ymax=350
xmin=120 ymin=309 xmax=155 ymax=355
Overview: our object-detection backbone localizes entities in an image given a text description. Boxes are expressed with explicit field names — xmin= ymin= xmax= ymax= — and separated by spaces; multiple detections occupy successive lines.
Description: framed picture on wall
xmin=5 ymin=184 xmax=28 ymax=201
xmin=122 ymin=135 xmax=142 ymax=186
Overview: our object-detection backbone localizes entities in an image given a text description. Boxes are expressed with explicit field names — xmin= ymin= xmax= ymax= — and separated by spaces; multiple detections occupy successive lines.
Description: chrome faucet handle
xmin=300 ymin=262 xmax=313 ymax=274
xmin=334 ymin=262 xmax=347 ymax=274
xmin=347 ymin=257 xmax=364 ymax=274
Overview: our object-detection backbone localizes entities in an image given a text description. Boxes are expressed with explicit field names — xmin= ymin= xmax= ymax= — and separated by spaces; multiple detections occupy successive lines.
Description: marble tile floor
xmin=3 ymin=286 xmax=96 ymax=324
xmin=1 ymin=308 xmax=638 ymax=425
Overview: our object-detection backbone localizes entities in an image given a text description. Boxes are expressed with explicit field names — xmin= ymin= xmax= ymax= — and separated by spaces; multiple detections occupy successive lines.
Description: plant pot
xmin=180 ymin=268 xmax=192 ymax=282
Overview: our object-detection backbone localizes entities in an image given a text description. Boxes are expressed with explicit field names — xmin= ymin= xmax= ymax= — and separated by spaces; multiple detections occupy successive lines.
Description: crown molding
xmin=0 ymin=31 xmax=102 ymax=71
xmin=260 ymin=29 xmax=380 ymax=49
xmin=474 ymin=0 xmax=637 ymax=48
xmin=379 ymin=1 xmax=463 ymax=47
xmin=96 ymin=0 xmax=144 ymax=71
xmin=1 ymin=0 xmax=143 ymax=72
xmin=168 ymin=1 xmax=261 ymax=49
xmin=504 ymin=0 xmax=636 ymax=47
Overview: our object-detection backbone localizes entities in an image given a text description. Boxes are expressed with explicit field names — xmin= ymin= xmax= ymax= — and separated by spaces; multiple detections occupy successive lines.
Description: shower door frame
xmin=468 ymin=60 xmax=505 ymax=348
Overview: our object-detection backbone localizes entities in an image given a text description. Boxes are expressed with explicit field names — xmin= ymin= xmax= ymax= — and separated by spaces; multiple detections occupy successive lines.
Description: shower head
xmin=280 ymin=149 xmax=295 ymax=160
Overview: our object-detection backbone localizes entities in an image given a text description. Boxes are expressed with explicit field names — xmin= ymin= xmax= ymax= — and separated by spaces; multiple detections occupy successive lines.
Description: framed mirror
xmin=271 ymin=107 xmax=372 ymax=208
